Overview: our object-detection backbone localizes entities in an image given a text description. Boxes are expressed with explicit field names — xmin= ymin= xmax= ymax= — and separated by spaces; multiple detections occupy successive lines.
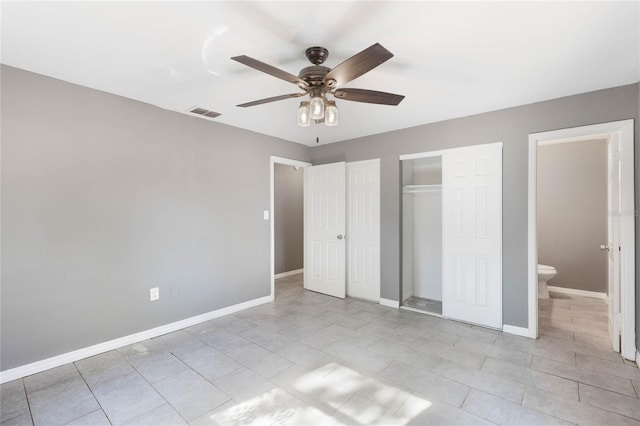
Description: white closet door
xmin=442 ymin=143 xmax=502 ymax=328
xmin=346 ymin=159 xmax=380 ymax=301
xmin=304 ymin=162 xmax=346 ymax=298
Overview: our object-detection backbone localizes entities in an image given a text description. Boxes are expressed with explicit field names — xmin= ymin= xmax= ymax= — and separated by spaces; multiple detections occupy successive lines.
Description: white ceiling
xmin=2 ymin=1 xmax=639 ymax=146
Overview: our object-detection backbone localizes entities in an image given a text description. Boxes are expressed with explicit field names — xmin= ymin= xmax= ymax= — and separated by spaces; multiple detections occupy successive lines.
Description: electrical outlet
xmin=150 ymin=287 xmax=159 ymax=301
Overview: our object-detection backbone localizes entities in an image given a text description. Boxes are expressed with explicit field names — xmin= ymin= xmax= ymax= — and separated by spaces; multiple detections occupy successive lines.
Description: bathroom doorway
xmin=528 ymin=120 xmax=636 ymax=360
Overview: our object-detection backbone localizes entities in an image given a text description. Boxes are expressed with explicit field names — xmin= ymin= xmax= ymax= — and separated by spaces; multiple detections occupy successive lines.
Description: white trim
xmin=527 ymin=136 xmax=539 ymax=339
xmin=379 ymin=298 xmax=400 ymax=308
xmin=537 ymin=133 xmax=610 ymax=146
xmin=0 ymin=295 xmax=271 ymax=384
xmin=399 ymin=142 xmax=503 ymax=161
xmin=528 ymin=120 xmax=635 ymax=360
xmin=503 ymin=324 xmax=534 ymax=338
xmin=547 ymin=286 xmax=608 ymax=300
xmin=274 ymin=269 xmax=304 ymax=279
xmin=270 ymin=156 xmax=311 ymax=301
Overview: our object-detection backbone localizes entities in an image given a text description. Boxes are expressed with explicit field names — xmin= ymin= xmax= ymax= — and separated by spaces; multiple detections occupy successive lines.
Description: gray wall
xmin=537 ymin=140 xmax=607 ymax=293
xmin=2 ymin=64 xmax=639 ymax=370
xmin=0 ymin=65 xmax=309 ymax=371
xmin=274 ymin=164 xmax=303 ymax=274
xmin=310 ymin=83 xmax=639 ymax=328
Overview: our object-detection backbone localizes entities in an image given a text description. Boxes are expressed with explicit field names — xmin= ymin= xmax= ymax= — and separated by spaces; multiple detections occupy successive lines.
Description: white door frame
xmin=270 ymin=155 xmax=311 ymax=300
xmin=527 ymin=120 xmax=636 ymax=360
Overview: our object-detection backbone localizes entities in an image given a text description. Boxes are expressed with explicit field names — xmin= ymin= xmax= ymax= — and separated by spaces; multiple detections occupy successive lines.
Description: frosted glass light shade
xmin=324 ymin=101 xmax=338 ymax=126
xmin=309 ymin=96 xmax=324 ymax=120
xmin=297 ymin=101 xmax=310 ymax=127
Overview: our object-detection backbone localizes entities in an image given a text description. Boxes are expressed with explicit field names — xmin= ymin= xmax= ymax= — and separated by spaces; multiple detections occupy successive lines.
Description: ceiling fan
xmin=231 ymin=43 xmax=405 ymax=127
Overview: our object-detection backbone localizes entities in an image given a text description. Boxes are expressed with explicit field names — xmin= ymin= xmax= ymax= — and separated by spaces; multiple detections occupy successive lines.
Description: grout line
xmin=123 ymin=351 xmax=196 ymax=425
xmin=74 ymin=362 xmax=112 ymax=425
xmin=21 ymin=379 xmax=36 ymax=426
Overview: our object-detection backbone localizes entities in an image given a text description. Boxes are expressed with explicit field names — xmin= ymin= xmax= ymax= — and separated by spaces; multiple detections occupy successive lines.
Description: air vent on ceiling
xmin=188 ymin=106 xmax=221 ymax=119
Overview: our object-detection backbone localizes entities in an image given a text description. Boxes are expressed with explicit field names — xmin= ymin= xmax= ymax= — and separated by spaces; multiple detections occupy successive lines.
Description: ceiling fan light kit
xmin=232 ymin=43 xmax=404 ymax=130
xmin=297 ymin=101 xmax=311 ymax=127
xmin=324 ymin=101 xmax=338 ymax=127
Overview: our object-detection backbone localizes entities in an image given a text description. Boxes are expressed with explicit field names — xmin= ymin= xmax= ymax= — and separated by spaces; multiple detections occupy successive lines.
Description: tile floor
xmin=2 ymin=276 xmax=639 ymax=426
xmin=402 ymin=296 xmax=443 ymax=315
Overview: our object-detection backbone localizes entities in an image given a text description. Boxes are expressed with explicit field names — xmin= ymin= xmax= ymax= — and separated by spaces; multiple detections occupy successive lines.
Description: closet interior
xmin=402 ymin=156 xmax=443 ymax=315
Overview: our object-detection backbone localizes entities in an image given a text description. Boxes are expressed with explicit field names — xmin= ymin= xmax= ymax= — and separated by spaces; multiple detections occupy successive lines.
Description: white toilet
xmin=538 ymin=264 xmax=557 ymax=299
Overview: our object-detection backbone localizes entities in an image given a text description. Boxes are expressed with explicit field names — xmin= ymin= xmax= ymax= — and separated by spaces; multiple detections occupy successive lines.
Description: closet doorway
xmin=402 ymin=156 xmax=443 ymax=315
xmin=400 ymin=143 xmax=503 ymax=330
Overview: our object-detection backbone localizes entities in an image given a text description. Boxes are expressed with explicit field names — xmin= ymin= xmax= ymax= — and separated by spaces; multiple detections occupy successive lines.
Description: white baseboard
xmin=547 ymin=285 xmax=607 ymax=300
xmin=379 ymin=298 xmax=400 ymax=308
xmin=274 ymin=269 xmax=304 ymax=279
xmin=503 ymin=324 xmax=535 ymax=339
xmin=0 ymin=295 xmax=272 ymax=384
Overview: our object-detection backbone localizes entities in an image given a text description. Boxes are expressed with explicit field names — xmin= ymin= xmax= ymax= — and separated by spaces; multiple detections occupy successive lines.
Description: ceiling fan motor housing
xmin=298 ymin=65 xmax=330 ymax=87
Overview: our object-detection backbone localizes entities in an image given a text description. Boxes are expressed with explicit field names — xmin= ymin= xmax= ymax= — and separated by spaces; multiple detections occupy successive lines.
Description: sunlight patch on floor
xmin=201 ymin=363 xmax=431 ymax=425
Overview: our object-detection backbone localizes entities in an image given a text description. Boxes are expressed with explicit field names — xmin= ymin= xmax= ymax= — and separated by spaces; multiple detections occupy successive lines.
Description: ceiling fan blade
xmin=231 ymin=55 xmax=308 ymax=87
xmin=333 ymin=88 xmax=405 ymax=105
xmin=237 ymin=92 xmax=306 ymax=108
xmin=323 ymin=43 xmax=394 ymax=88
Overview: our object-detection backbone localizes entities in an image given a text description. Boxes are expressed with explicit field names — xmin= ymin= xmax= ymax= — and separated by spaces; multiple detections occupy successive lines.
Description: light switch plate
xmin=150 ymin=287 xmax=159 ymax=301
xmin=263 ymin=210 xmax=269 ymax=220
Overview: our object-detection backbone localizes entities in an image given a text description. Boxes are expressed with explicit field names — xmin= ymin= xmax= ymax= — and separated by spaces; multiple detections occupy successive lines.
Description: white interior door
xmin=346 ymin=160 xmax=380 ymax=301
xmin=607 ymin=134 xmax=621 ymax=352
xmin=304 ymin=162 xmax=346 ymax=298
xmin=442 ymin=143 xmax=502 ymax=328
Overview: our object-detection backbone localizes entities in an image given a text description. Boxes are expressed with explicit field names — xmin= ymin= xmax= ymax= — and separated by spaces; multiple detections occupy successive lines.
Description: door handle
xmin=337 ymin=234 xmax=344 ymax=240
xmin=600 ymin=245 xmax=609 ymax=251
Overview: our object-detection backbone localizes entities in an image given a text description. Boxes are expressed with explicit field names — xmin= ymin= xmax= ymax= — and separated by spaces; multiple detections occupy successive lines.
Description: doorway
xmin=270 ymin=156 xmax=311 ymax=300
xmin=528 ymin=120 xmax=636 ymax=360
xmin=402 ymin=156 xmax=443 ymax=315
